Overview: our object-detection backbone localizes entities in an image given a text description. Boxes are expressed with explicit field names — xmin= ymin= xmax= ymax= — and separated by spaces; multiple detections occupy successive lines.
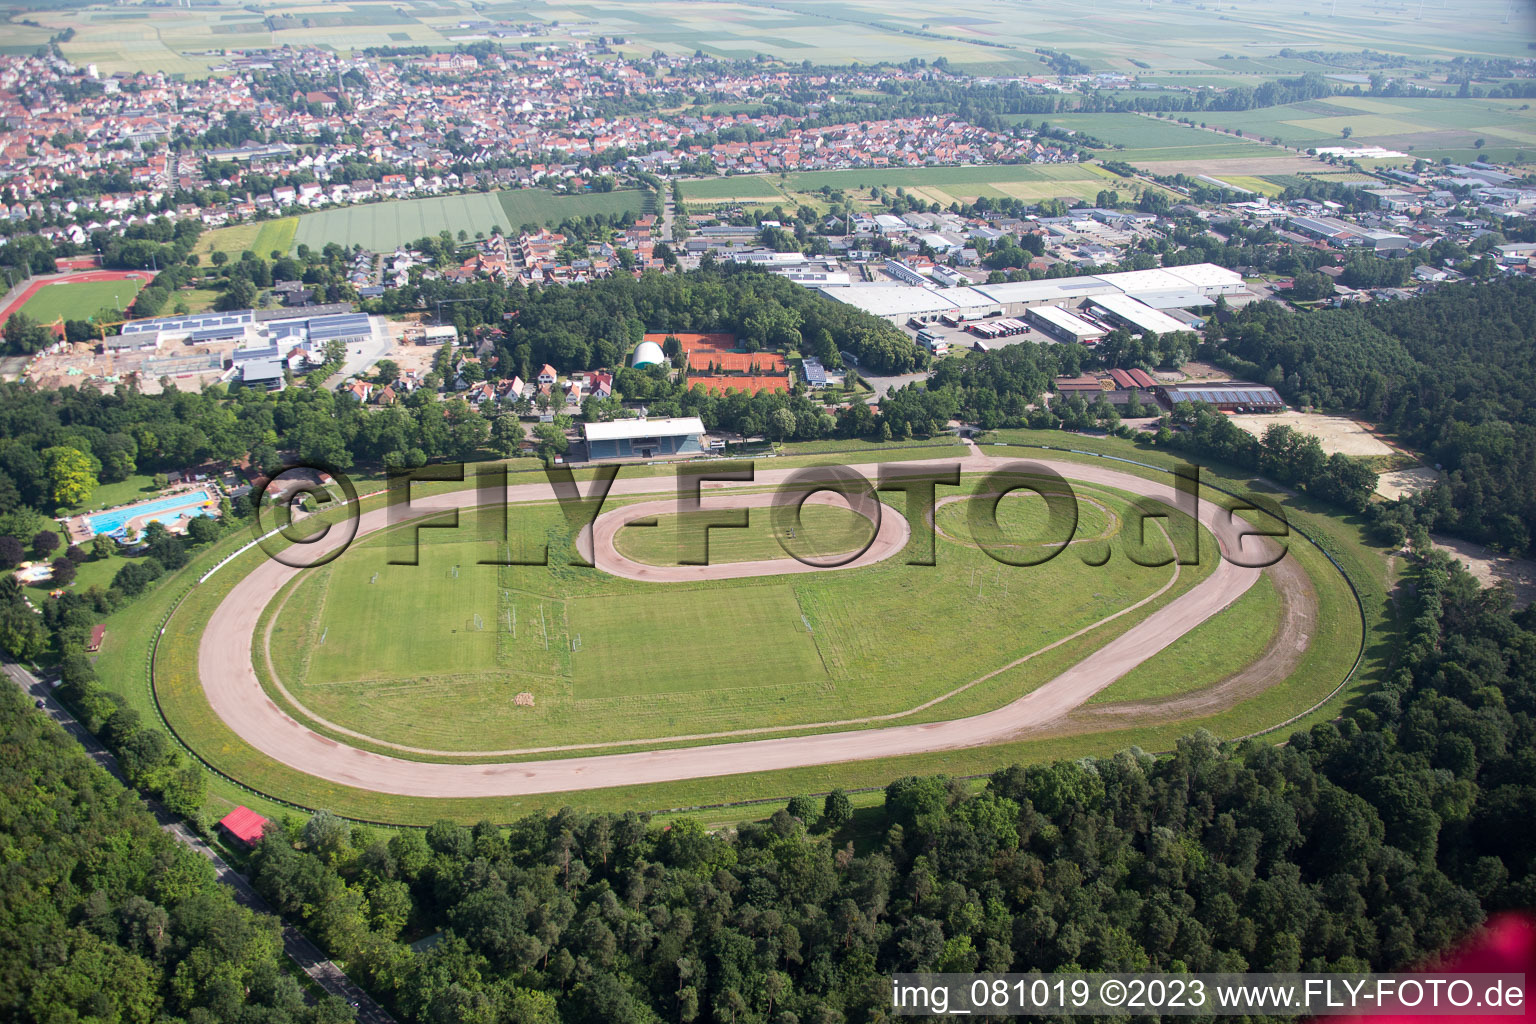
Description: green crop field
xmin=679 ymin=176 xmax=788 ymax=202
xmin=1196 ymin=96 xmax=1536 ymax=165
xmin=19 ymin=0 xmax=1526 ymax=79
xmin=196 ymin=217 xmax=299 ymax=260
xmin=19 ymin=277 xmax=147 ymax=322
xmin=1032 ymin=113 xmax=1294 ymax=164
xmin=289 ymin=190 xmax=652 ymax=252
xmin=261 ymin=479 xmax=1222 ymax=756
xmin=496 ymin=188 xmax=653 ymax=230
xmin=293 ymin=193 xmax=511 ymax=253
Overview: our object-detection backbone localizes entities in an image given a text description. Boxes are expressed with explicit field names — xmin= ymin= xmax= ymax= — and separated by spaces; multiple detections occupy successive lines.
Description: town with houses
xmin=3 ymin=32 xmax=1536 ymax=456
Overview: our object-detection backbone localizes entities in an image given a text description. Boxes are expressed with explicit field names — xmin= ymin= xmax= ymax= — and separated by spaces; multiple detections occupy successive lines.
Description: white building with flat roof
xmin=1085 ymin=293 xmax=1193 ymax=336
xmin=822 ymin=263 xmax=1248 ymax=326
xmin=1027 ymin=305 xmax=1107 ymax=344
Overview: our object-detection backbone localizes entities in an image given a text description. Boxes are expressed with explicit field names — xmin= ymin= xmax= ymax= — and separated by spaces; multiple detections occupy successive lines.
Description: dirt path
xmin=196 ymin=452 xmax=1296 ymax=797
xmin=1059 ymin=550 xmax=1315 ymax=731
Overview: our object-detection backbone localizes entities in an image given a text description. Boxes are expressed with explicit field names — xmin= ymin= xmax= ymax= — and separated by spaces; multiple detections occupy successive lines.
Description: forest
xmin=224 ymin=553 xmax=1535 ymax=1024
xmin=370 ymin=263 xmax=928 ymax=376
xmin=0 ymin=684 xmax=354 ymax=1024
xmin=1210 ymin=277 xmax=1536 ymax=554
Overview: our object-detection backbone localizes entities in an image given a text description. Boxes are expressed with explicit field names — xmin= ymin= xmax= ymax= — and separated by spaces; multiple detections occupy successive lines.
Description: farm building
xmin=584 ymin=417 xmax=706 ymax=460
xmin=1157 ymin=383 xmax=1284 ymax=413
xmin=1027 ymin=304 xmax=1107 ymax=345
xmin=217 ymin=806 xmax=269 ymax=847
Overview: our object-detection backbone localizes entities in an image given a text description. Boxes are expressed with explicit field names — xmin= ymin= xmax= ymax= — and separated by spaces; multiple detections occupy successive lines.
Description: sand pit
xmin=1376 ymin=466 xmax=1441 ymax=500
xmin=1430 ymin=534 xmax=1536 ymax=609
xmin=1229 ymin=412 xmax=1393 ymax=457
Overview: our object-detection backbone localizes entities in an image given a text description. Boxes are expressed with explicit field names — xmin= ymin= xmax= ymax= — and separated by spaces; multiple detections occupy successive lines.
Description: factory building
xmin=1026 ymin=304 xmax=1107 ymax=345
xmin=1085 ymin=293 xmax=1193 ymax=336
xmin=820 ymin=263 xmax=1249 ymax=327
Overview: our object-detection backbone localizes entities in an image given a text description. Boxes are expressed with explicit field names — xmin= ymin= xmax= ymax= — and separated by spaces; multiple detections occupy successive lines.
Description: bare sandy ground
xmin=1376 ymin=466 xmax=1440 ymax=500
xmin=1228 ymin=411 xmax=1393 ymax=457
xmin=197 ymin=451 xmax=1290 ymax=797
xmin=1429 ymin=533 xmax=1536 ymax=609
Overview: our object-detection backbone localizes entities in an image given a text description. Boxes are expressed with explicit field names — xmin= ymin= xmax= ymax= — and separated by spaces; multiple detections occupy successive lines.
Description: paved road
xmin=660 ymin=193 xmax=676 ymax=243
xmin=323 ymin=320 xmax=394 ymax=391
xmin=859 ymin=371 xmax=929 ymax=402
xmin=0 ymin=659 xmax=395 ymax=1024
xmin=197 ymin=448 xmax=1283 ymax=797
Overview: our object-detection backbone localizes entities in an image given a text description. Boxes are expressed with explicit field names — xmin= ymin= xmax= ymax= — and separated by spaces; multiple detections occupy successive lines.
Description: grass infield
xmin=79 ymin=438 xmax=1376 ymax=824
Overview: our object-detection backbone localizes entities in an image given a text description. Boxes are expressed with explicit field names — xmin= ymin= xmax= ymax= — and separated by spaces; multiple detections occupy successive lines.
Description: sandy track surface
xmin=196 ymin=452 xmax=1286 ymax=797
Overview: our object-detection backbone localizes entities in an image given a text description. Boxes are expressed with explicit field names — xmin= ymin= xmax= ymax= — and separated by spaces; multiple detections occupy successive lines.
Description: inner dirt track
xmin=195 ymin=448 xmax=1298 ymax=798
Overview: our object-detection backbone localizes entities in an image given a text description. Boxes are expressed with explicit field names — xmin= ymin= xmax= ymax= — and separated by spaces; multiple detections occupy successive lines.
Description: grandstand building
xmin=584 ymin=417 xmax=707 ymax=461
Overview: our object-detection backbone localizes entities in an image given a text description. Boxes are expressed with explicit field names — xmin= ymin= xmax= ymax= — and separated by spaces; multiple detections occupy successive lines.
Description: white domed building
xmin=631 ymin=340 xmax=667 ymax=367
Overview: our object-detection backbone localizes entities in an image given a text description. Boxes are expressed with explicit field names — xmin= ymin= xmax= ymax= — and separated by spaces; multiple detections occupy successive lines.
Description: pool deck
xmin=64 ymin=485 xmax=221 ymax=544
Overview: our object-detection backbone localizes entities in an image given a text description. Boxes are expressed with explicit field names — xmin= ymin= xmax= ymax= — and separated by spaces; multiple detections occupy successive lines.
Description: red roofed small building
xmin=218 ymin=806 xmax=269 ymax=847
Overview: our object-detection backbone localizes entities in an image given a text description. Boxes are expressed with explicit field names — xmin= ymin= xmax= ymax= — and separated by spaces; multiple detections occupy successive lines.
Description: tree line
xmin=1210 ymin=278 xmax=1536 ymax=554
xmin=232 ymin=551 xmax=1534 ymax=1023
xmin=0 ymin=684 xmax=355 ymax=1023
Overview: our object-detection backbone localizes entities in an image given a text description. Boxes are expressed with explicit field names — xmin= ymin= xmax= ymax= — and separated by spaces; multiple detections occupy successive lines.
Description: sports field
xmin=290 ymin=189 xmax=652 ymax=252
xmin=17 ymin=276 xmax=147 ymax=323
xmin=263 ymin=480 xmax=1223 ymax=754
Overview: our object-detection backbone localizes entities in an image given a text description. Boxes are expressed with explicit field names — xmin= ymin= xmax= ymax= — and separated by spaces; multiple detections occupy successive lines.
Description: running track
xmin=196 ymin=451 xmax=1283 ymax=797
xmin=0 ymin=269 xmax=153 ymax=325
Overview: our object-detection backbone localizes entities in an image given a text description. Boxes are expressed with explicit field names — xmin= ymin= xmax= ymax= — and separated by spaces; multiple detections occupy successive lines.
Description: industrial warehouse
xmin=819 ymin=262 xmax=1250 ymax=327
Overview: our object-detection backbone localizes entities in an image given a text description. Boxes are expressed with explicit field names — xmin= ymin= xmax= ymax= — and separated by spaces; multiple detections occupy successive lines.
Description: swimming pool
xmin=86 ymin=490 xmax=214 ymax=537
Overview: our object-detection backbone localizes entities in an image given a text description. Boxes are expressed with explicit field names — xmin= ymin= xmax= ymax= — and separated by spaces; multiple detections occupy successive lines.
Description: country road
xmin=1 ymin=659 xmax=396 ymax=1024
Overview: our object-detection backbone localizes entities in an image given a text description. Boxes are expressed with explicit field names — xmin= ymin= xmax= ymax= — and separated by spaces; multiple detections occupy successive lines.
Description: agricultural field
xmin=18 ymin=276 xmax=146 ymax=323
xmin=262 ymin=480 xmax=1226 ymax=755
xmin=12 ymin=0 xmax=1527 ymax=78
xmin=1196 ymin=96 xmax=1536 ymax=166
xmin=290 ymin=189 xmax=652 ymax=252
xmin=1029 ymin=113 xmax=1287 ymax=162
xmin=686 ymin=163 xmax=1162 ymax=208
xmin=542 ymin=0 xmax=1529 ymax=72
xmin=496 ymin=187 xmax=653 ymax=230
xmin=195 ymin=218 xmax=299 ymax=261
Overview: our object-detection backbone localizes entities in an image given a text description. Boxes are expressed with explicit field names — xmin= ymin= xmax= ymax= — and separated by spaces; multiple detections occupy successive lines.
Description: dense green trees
xmin=0 ymin=685 xmax=354 ymax=1024
xmin=1210 ymin=278 xmax=1536 ymax=553
xmin=233 ymin=552 xmax=1532 ymax=1023
xmin=372 ymin=265 xmax=927 ymax=375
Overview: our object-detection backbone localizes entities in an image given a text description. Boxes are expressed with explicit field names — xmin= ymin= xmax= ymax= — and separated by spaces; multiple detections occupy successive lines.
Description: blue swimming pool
xmin=87 ymin=490 xmax=214 ymax=537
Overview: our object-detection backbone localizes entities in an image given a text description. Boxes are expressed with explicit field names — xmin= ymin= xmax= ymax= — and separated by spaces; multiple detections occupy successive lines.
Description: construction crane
xmin=89 ymin=318 xmax=126 ymax=346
